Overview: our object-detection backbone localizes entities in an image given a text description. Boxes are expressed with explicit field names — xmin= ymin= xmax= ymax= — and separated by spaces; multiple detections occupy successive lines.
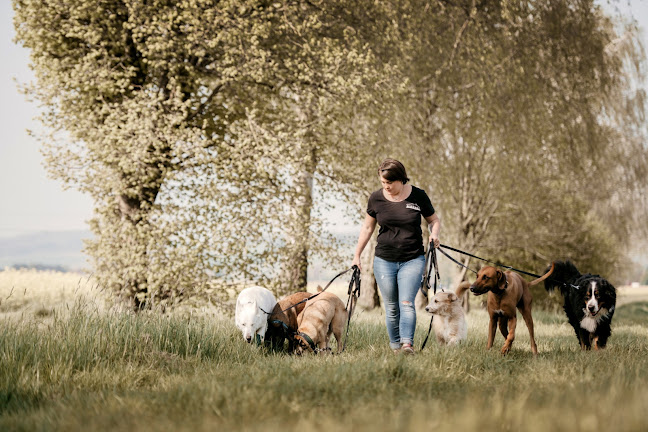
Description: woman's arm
xmin=425 ymin=213 xmax=441 ymax=248
xmin=352 ymin=213 xmax=377 ymax=271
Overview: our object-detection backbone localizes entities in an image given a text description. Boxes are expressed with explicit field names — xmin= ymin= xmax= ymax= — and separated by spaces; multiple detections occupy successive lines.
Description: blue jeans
xmin=373 ymin=255 xmax=426 ymax=349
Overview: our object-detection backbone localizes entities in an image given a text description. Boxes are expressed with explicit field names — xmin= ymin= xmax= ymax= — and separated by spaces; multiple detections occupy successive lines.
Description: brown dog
xmin=470 ymin=266 xmax=543 ymax=356
xmin=294 ymin=291 xmax=348 ymax=355
xmin=266 ymin=292 xmax=312 ymax=352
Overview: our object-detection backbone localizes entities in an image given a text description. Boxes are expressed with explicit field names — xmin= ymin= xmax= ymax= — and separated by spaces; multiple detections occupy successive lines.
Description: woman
xmin=352 ymin=158 xmax=441 ymax=354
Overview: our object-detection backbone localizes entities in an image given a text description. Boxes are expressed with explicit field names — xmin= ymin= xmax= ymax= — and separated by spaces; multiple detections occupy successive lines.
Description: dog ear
xmin=497 ymin=270 xmax=505 ymax=287
xmin=449 ymin=293 xmax=458 ymax=302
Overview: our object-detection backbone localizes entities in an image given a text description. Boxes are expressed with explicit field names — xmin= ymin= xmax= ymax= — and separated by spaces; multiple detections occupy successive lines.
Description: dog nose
xmin=470 ymin=286 xmax=476 ymax=293
xmin=588 ymin=305 xmax=596 ymax=313
xmin=246 ymin=336 xmax=252 ymax=343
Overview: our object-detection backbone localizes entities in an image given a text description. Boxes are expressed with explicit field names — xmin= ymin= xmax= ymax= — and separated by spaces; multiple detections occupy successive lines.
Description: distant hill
xmin=0 ymin=228 xmax=359 ymax=278
xmin=0 ymin=230 xmax=91 ymax=271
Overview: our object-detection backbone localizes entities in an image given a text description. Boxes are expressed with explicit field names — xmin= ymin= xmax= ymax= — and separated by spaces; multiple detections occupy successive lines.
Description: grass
xmin=1 ymin=270 xmax=648 ymax=431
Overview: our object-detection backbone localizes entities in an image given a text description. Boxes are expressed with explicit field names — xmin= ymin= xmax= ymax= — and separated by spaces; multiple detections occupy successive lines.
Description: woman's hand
xmin=352 ymin=255 xmax=362 ymax=272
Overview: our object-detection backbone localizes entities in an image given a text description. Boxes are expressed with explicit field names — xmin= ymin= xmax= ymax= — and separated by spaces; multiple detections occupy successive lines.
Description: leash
xmin=421 ymin=243 xmax=441 ymax=297
xmin=437 ymin=246 xmax=477 ymax=275
xmin=420 ymin=243 xmax=440 ymax=351
xmin=439 ymin=244 xmax=545 ymax=279
xmin=280 ymin=266 xmax=356 ymax=314
xmin=340 ymin=265 xmax=361 ymax=353
xmin=438 ymin=244 xmax=579 ymax=290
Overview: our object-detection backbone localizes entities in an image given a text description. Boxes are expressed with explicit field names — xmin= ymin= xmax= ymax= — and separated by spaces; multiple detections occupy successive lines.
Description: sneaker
xmin=401 ymin=343 xmax=415 ymax=355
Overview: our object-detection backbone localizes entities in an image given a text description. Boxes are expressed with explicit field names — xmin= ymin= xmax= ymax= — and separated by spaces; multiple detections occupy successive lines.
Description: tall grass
xmin=1 ymin=294 xmax=647 ymax=432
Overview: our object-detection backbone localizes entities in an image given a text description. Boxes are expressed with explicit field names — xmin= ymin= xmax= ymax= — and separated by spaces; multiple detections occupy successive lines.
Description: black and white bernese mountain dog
xmin=542 ymin=260 xmax=616 ymax=350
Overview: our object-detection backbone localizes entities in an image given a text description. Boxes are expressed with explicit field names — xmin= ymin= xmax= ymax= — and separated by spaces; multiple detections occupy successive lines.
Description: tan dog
xmin=425 ymin=282 xmax=471 ymax=345
xmin=266 ymin=292 xmax=312 ymax=352
xmin=469 ymin=266 xmax=542 ymax=355
xmin=294 ymin=291 xmax=348 ymax=355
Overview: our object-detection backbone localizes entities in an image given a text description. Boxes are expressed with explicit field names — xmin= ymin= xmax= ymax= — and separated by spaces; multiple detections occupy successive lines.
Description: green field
xmin=1 ymin=269 xmax=647 ymax=431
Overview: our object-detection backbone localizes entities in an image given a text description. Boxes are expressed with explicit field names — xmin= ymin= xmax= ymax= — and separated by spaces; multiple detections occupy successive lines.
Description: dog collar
xmin=298 ymin=332 xmax=317 ymax=352
xmin=271 ymin=319 xmax=296 ymax=336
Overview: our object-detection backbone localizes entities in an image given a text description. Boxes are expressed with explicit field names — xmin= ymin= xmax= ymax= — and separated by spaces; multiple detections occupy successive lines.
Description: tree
xmin=380 ymin=0 xmax=647 ymax=289
xmin=16 ymin=0 xmax=645 ymax=312
xmin=13 ymin=0 xmax=392 ymax=307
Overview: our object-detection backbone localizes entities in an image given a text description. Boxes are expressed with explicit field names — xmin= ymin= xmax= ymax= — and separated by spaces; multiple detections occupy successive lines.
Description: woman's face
xmin=380 ymin=176 xmax=403 ymax=196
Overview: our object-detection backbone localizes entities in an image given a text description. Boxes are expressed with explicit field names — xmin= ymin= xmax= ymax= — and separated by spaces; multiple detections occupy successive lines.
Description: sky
xmin=1 ymin=2 xmax=93 ymax=237
xmin=1 ymin=1 xmax=647 ymax=241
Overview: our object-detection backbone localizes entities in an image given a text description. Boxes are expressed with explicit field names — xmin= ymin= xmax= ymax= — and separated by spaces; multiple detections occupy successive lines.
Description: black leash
xmin=439 ymin=244 xmax=544 ymax=279
xmin=340 ymin=265 xmax=361 ymax=353
xmin=420 ymin=243 xmax=440 ymax=351
xmin=438 ymin=244 xmax=579 ymax=290
xmin=420 ymin=243 xmax=441 ymax=297
xmin=281 ymin=266 xmax=356 ymax=314
xmin=437 ymin=246 xmax=477 ymax=275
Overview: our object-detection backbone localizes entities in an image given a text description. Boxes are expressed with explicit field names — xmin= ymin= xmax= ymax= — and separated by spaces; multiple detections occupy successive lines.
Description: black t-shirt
xmin=367 ymin=185 xmax=435 ymax=262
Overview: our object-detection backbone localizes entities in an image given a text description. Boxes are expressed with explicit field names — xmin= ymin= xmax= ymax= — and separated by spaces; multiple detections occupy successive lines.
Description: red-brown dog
xmin=266 ymin=292 xmax=312 ymax=352
xmin=469 ymin=266 xmax=543 ymax=356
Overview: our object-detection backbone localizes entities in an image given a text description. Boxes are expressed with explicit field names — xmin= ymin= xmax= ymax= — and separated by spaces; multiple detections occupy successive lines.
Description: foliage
xmin=13 ymin=0 xmax=394 ymax=305
xmin=13 ymin=0 xmax=647 ymax=308
xmin=367 ymin=0 xmax=648 ymax=285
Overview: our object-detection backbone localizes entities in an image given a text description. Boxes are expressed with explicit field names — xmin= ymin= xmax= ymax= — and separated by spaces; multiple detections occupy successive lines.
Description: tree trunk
xmin=450 ymin=257 xmax=471 ymax=313
xmin=115 ymin=162 xmax=165 ymax=310
xmin=279 ymin=147 xmax=316 ymax=295
xmin=359 ymin=233 xmax=380 ymax=310
xmin=116 ymin=194 xmax=152 ymax=310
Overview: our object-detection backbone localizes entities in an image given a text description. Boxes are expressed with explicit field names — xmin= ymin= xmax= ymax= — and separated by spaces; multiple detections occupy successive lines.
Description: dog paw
xmin=500 ymin=345 xmax=511 ymax=355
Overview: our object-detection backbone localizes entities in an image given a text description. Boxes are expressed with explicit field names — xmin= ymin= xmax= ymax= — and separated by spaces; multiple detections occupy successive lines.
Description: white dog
xmin=424 ymin=282 xmax=470 ymax=346
xmin=235 ymin=286 xmax=277 ymax=344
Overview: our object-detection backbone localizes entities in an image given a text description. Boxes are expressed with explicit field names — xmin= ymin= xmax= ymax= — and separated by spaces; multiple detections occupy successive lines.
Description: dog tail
xmin=542 ymin=260 xmax=581 ymax=294
xmin=455 ymin=281 xmax=471 ymax=298
xmin=529 ymin=261 xmax=555 ymax=286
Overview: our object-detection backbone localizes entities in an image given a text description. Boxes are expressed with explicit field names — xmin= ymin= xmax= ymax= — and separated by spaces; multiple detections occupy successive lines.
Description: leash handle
xmin=420 ymin=243 xmax=433 ymax=298
xmin=421 ymin=242 xmax=438 ymax=296
xmin=340 ymin=265 xmax=361 ymax=353
xmin=420 ymin=242 xmax=440 ymax=351
xmin=431 ymin=247 xmax=440 ymax=295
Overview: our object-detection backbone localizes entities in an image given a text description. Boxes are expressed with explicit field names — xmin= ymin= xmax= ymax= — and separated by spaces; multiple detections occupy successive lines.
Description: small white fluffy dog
xmin=235 ymin=286 xmax=277 ymax=344
xmin=424 ymin=282 xmax=470 ymax=346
